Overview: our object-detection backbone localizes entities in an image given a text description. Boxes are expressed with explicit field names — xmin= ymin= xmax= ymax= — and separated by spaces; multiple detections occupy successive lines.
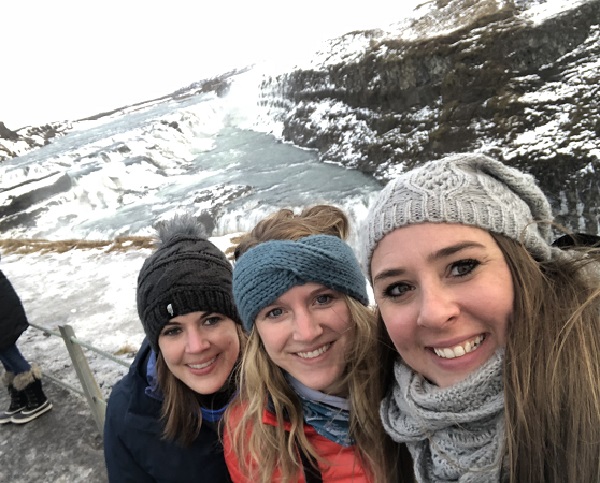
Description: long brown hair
xmin=226 ymin=205 xmax=401 ymax=482
xmin=157 ymin=324 xmax=246 ymax=446
xmin=497 ymin=234 xmax=600 ymax=482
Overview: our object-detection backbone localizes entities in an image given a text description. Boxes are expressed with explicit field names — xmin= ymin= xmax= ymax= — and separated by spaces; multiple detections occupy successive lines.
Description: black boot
xmin=0 ymin=371 xmax=27 ymax=424
xmin=10 ymin=364 xmax=53 ymax=424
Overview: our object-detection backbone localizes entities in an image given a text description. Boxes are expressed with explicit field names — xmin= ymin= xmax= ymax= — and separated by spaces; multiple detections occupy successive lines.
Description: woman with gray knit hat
xmin=223 ymin=205 xmax=403 ymax=483
xmin=363 ymin=153 xmax=600 ymax=483
xmin=103 ymin=214 xmax=244 ymax=483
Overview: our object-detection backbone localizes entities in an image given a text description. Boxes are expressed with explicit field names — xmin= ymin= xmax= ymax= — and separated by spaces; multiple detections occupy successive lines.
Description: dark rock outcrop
xmin=262 ymin=0 xmax=600 ymax=233
xmin=0 ymin=172 xmax=73 ymax=232
xmin=0 ymin=122 xmax=73 ymax=161
xmin=0 ymin=122 xmax=19 ymax=141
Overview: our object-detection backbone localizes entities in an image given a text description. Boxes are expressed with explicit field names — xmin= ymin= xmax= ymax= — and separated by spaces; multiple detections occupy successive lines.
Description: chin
xmin=190 ymin=383 xmax=221 ymax=395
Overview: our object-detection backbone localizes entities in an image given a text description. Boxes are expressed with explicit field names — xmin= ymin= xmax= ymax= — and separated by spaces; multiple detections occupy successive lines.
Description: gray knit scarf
xmin=380 ymin=350 xmax=506 ymax=482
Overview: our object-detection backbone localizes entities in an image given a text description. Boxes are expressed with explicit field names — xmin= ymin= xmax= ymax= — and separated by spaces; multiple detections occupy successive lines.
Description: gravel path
xmin=0 ymin=378 xmax=107 ymax=483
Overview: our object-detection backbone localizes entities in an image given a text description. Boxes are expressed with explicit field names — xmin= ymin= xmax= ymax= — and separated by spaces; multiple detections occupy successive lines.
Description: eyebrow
xmin=262 ymin=285 xmax=332 ymax=308
xmin=429 ymin=241 xmax=485 ymax=262
xmin=163 ymin=321 xmax=181 ymax=326
xmin=372 ymin=241 xmax=486 ymax=283
xmin=166 ymin=311 xmax=213 ymax=324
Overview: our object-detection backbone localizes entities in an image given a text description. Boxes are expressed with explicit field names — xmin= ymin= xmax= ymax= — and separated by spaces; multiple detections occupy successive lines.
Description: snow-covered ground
xmin=1 ymin=225 xmax=375 ymax=404
xmin=0 ymin=233 xmax=238 ymax=401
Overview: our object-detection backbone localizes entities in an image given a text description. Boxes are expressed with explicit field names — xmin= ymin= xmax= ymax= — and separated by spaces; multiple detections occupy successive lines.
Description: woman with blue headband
xmin=223 ymin=205 xmax=404 ymax=483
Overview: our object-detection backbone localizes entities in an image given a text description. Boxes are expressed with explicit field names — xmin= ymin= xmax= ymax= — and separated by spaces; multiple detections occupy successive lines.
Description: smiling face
xmin=370 ymin=223 xmax=514 ymax=388
xmin=158 ymin=311 xmax=240 ymax=395
xmin=254 ymin=283 xmax=353 ymax=396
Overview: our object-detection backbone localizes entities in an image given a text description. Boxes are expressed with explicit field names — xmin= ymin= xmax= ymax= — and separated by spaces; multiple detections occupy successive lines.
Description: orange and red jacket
xmin=224 ymin=402 xmax=370 ymax=482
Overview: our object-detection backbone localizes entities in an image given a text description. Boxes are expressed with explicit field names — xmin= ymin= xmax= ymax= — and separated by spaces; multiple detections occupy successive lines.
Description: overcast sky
xmin=0 ymin=0 xmax=421 ymax=129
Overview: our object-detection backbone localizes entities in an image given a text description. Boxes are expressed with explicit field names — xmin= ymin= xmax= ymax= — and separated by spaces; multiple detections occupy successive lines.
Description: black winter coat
xmin=103 ymin=339 xmax=232 ymax=483
xmin=0 ymin=268 xmax=29 ymax=350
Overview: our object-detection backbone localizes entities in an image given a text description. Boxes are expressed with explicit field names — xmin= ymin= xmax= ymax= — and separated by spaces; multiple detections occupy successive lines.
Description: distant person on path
xmin=0 ymin=262 xmax=52 ymax=424
xmin=362 ymin=153 xmax=600 ymax=482
xmin=0 ymin=266 xmax=53 ymax=424
xmin=224 ymin=206 xmax=404 ymax=483
xmin=103 ymin=214 xmax=244 ymax=483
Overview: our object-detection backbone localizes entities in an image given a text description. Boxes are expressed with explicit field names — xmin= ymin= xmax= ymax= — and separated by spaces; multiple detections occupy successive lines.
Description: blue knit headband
xmin=232 ymin=234 xmax=369 ymax=332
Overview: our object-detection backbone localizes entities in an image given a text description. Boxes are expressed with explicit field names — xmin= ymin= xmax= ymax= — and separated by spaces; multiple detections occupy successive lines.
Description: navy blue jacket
xmin=0 ymin=268 xmax=29 ymax=350
xmin=103 ymin=339 xmax=232 ymax=483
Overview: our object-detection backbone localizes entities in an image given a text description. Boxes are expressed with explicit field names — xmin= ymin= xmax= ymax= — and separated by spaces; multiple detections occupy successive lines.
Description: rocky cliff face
xmin=0 ymin=121 xmax=73 ymax=161
xmin=261 ymin=0 xmax=600 ymax=234
xmin=2 ymin=5 xmax=598 ymax=235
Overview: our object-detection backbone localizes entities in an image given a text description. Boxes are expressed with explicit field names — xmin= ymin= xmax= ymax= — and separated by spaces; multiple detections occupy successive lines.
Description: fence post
xmin=58 ymin=324 xmax=106 ymax=436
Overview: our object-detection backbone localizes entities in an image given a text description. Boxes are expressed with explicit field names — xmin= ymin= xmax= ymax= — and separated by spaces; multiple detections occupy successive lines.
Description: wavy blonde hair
xmin=226 ymin=205 xmax=400 ymax=482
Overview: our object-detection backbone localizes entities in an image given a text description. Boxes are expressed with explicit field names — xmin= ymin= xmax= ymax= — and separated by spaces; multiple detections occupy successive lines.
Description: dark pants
xmin=0 ymin=344 xmax=31 ymax=374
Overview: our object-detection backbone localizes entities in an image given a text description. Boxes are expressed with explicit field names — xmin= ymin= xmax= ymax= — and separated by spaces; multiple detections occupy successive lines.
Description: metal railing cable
xmin=29 ymin=321 xmax=61 ymax=338
xmin=68 ymin=336 xmax=129 ymax=368
xmin=27 ymin=321 xmax=132 ymax=435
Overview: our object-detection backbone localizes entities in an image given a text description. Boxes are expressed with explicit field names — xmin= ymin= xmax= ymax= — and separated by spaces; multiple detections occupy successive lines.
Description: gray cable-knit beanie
xmin=363 ymin=153 xmax=555 ymax=272
xmin=137 ymin=214 xmax=241 ymax=353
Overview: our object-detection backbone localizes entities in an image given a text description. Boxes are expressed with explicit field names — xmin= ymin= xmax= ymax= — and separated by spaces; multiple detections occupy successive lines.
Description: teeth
xmin=433 ymin=335 xmax=484 ymax=359
xmin=188 ymin=357 xmax=216 ymax=369
xmin=297 ymin=343 xmax=331 ymax=359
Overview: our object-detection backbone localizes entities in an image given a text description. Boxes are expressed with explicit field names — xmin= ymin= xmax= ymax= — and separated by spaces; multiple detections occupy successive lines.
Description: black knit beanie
xmin=137 ymin=214 xmax=241 ymax=353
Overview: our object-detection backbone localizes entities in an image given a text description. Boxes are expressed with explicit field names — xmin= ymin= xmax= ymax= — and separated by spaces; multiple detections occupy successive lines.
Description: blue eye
xmin=266 ymin=307 xmax=284 ymax=319
xmin=384 ymin=282 xmax=414 ymax=298
xmin=450 ymin=259 xmax=480 ymax=277
xmin=315 ymin=294 xmax=333 ymax=305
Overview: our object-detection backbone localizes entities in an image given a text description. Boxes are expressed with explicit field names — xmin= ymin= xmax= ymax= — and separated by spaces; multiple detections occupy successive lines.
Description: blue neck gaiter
xmin=287 ymin=374 xmax=353 ymax=447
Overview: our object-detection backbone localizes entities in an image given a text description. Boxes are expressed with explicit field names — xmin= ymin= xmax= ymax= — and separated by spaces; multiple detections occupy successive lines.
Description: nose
xmin=292 ymin=308 xmax=323 ymax=342
xmin=416 ymin=284 xmax=460 ymax=329
xmin=186 ymin=327 xmax=210 ymax=353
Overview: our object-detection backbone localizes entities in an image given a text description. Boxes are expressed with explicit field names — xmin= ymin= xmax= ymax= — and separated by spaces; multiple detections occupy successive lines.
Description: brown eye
xmin=203 ymin=316 xmax=222 ymax=326
xmin=161 ymin=326 xmax=181 ymax=337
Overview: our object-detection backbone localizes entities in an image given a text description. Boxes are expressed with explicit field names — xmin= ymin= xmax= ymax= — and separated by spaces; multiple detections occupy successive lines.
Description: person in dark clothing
xmin=103 ymin=214 xmax=244 ymax=483
xmin=0 ymin=267 xmax=52 ymax=425
xmin=104 ymin=338 xmax=235 ymax=482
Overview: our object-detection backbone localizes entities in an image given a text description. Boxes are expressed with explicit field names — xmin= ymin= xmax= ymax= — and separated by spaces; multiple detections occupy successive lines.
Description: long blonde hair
xmin=494 ymin=235 xmax=600 ymax=482
xmin=226 ymin=205 xmax=400 ymax=482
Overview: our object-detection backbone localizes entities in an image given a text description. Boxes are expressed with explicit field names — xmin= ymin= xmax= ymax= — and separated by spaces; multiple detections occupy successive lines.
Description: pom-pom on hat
xmin=233 ymin=234 xmax=369 ymax=333
xmin=363 ymin=153 xmax=555 ymax=272
xmin=137 ymin=214 xmax=240 ymax=353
